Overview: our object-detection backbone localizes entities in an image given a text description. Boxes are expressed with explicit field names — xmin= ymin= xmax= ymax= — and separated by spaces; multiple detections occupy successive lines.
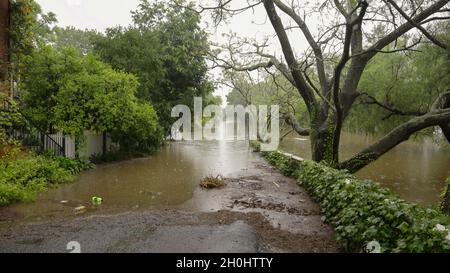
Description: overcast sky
xmin=37 ymin=0 xmax=138 ymax=31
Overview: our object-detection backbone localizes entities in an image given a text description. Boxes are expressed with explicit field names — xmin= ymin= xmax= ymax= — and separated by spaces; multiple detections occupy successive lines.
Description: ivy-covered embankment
xmin=250 ymin=142 xmax=450 ymax=253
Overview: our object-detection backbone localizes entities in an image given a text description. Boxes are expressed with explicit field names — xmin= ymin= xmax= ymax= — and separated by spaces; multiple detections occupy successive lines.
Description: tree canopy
xmin=92 ymin=0 xmax=216 ymax=132
xmin=199 ymin=0 xmax=450 ymax=172
xmin=21 ymin=46 xmax=163 ymax=153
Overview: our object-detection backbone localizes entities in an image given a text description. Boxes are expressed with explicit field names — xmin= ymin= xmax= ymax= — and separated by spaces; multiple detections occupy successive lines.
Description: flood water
xmin=2 ymin=133 xmax=449 ymax=223
xmin=4 ymin=141 xmax=257 ymax=221
xmin=280 ymin=132 xmax=450 ymax=205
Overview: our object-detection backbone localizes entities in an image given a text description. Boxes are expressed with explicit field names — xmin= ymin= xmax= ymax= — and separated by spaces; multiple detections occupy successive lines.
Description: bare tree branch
xmin=263 ymin=0 xmax=318 ymax=113
xmin=273 ymin=0 xmax=329 ymax=93
xmin=384 ymin=0 xmax=450 ymax=53
xmin=363 ymin=0 xmax=450 ymax=60
xmin=360 ymin=92 xmax=427 ymax=117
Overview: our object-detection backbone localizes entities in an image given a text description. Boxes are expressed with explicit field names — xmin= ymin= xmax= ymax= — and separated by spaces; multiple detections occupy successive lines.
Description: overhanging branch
xmin=340 ymin=91 xmax=450 ymax=173
xmin=283 ymin=112 xmax=310 ymax=136
xmin=362 ymin=0 xmax=450 ymax=61
xmin=263 ymin=0 xmax=317 ymax=113
xmin=384 ymin=0 xmax=450 ymax=53
xmin=360 ymin=92 xmax=427 ymax=118
xmin=273 ymin=0 xmax=328 ymax=93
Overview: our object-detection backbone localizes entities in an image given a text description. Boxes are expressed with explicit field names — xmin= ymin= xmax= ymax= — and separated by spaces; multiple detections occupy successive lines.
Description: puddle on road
xmin=0 ymin=141 xmax=257 ymax=222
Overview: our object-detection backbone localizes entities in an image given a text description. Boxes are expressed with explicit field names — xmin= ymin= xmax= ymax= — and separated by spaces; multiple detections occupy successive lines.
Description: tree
xmin=21 ymin=46 xmax=163 ymax=153
xmin=92 ymin=0 xmax=215 ymax=133
xmin=9 ymin=0 xmax=56 ymax=98
xmin=345 ymin=33 xmax=450 ymax=137
xmin=21 ymin=46 xmax=83 ymax=131
xmin=197 ymin=0 xmax=450 ymax=172
xmin=47 ymin=26 xmax=98 ymax=55
xmin=225 ymin=70 xmax=308 ymax=136
xmin=0 ymin=0 xmax=9 ymax=90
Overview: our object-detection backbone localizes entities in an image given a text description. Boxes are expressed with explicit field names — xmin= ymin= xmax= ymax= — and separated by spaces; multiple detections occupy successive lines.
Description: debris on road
xmin=74 ymin=206 xmax=87 ymax=214
xmin=200 ymin=175 xmax=225 ymax=189
xmin=92 ymin=197 xmax=103 ymax=206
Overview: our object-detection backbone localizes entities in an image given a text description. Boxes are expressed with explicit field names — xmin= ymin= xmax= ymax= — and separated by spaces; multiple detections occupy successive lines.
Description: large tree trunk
xmin=310 ymin=128 xmax=335 ymax=164
xmin=440 ymin=124 xmax=450 ymax=143
xmin=285 ymin=110 xmax=340 ymax=165
xmin=442 ymin=178 xmax=450 ymax=216
xmin=310 ymin=114 xmax=338 ymax=165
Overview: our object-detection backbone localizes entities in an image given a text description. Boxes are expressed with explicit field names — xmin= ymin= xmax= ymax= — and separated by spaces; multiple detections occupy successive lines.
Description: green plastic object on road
xmin=92 ymin=197 xmax=103 ymax=205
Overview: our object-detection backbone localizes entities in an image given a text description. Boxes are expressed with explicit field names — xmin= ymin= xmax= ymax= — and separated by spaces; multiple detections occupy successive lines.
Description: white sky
xmin=36 ymin=0 xmax=313 ymax=102
xmin=37 ymin=0 xmax=138 ymax=31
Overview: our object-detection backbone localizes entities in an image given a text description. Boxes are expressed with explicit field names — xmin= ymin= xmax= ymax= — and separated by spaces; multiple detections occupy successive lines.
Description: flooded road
xmin=1 ymin=132 xmax=448 ymax=225
xmin=1 ymin=134 xmax=446 ymax=252
xmin=0 ymin=141 xmax=337 ymax=253
xmin=2 ymin=132 xmax=448 ymax=224
xmin=1 ymin=141 xmax=259 ymax=222
xmin=280 ymin=132 xmax=450 ymax=205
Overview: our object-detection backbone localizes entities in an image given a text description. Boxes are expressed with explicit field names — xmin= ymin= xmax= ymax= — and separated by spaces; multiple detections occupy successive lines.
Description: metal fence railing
xmin=1 ymin=98 xmax=66 ymax=157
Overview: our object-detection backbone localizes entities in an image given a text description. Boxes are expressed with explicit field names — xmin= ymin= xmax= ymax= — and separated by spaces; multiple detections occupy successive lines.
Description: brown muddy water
xmin=2 ymin=135 xmax=449 ymax=223
xmin=3 ymin=141 xmax=259 ymax=222
xmin=280 ymin=132 xmax=450 ymax=205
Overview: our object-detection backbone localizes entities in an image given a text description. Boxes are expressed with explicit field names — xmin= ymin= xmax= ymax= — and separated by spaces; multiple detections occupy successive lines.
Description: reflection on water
xmin=280 ymin=132 xmax=450 ymax=205
xmin=6 ymin=141 xmax=256 ymax=221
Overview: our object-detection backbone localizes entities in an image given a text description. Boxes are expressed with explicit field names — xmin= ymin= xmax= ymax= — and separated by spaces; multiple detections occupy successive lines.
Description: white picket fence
xmin=49 ymin=131 xmax=115 ymax=159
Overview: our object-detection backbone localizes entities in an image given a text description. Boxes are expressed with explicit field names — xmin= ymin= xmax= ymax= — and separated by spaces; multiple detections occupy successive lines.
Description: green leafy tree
xmin=92 ymin=27 xmax=164 ymax=102
xmin=21 ymin=46 xmax=163 ymax=153
xmin=47 ymin=26 xmax=98 ymax=55
xmin=9 ymin=0 xmax=56 ymax=95
xmin=93 ymin=0 xmax=214 ymax=132
xmin=21 ymin=46 xmax=83 ymax=131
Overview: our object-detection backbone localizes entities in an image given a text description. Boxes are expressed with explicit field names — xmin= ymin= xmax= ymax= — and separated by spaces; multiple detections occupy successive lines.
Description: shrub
xmin=111 ymin=102 xmax=164 ymax=154
xmin=258 ymin=149 xmax=450 ymax=253
xmin=45 ymin=153 xmax=94 ymax=174
xmin=23 ymin=47 xmax=164 ymax=155
xmin=0 ymin=155 xmax=73 ymax=206
xmin=0 ymin=149 xmax=93 ymax=206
